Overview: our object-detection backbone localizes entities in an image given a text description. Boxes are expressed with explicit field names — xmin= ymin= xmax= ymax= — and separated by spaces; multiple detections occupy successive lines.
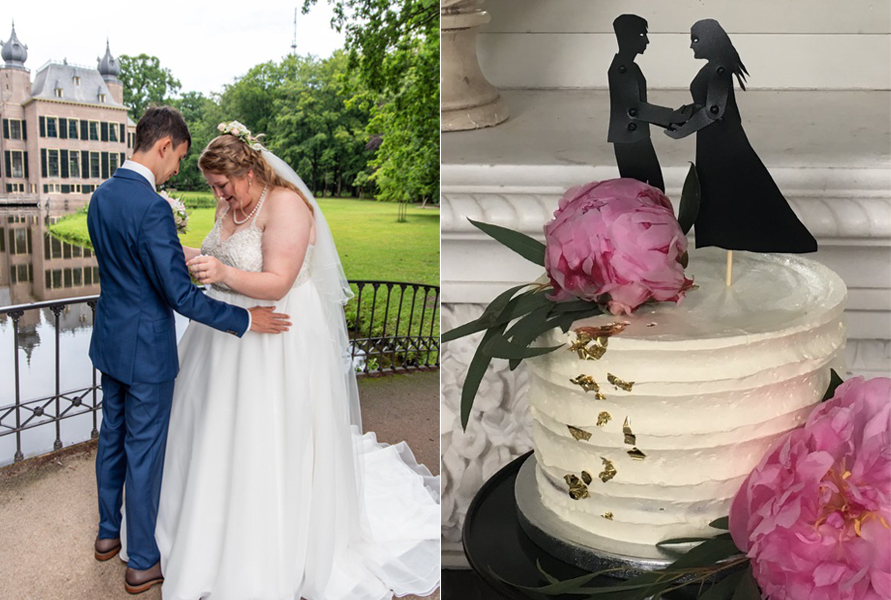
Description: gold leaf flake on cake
xmin=569 ymin=374 xmax=605 ymax=399
xmin=602 ymin=512 xmax=614 ymax=520
xmin=580 ymin=471 xmax=592 ymax=485
xmin=598 ymin=457 xmax=617 ymax=482
xmin=607 ymin=373 xmax=634 ymax=392
xmin=569 ymin=323 xmax=628 ymax=361
xmin=568 ymin=334 xmax=608 ymax=360
xmin=567 ymin=425 xmax=592 ymax=442
xmin=627 ymin=447 xmax=647 ymax=460
xmin=622 ymin=417 xmax=636 ymax=445
xmin=596 ymin=412 xmax=611 ymax=427
xmin=564 ymin=473 xmax=589 ymax=500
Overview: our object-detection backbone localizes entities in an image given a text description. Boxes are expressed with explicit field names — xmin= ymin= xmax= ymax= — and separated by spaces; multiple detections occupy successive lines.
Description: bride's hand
xmin=187 ymin=255 xmax=230 ymax=286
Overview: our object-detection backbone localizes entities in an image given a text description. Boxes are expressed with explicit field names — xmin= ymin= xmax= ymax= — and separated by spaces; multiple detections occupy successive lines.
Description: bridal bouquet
xmin=159 ymin=190 xmax=189 ymax=234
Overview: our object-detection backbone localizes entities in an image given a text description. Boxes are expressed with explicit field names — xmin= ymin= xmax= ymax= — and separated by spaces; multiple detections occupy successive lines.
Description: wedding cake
xmin=525 ymin=247 xmax=846 ymax=551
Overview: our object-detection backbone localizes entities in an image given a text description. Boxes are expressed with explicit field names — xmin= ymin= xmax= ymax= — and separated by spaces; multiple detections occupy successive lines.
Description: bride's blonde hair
xmin=199 ymin=134 xmax=313 ymax=213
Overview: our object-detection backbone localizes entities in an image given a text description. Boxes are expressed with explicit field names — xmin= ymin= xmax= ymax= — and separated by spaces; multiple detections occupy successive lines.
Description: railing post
xmin=365 ymin=283 xmax=380 ymax=373
xmin=380 ymin=283 xmax=393 ymax=371
xmin=88 ymin=299 xmax=99 ymax=439
xmin=352 ymin=284 xmax=365 ymax=365
xmin=10 ymin=309 xmax=24 ymax=463
xmin=50 ymin=304 xmax=64 ymax=451
xmin=392 ymin=284 xmax=407 ymax=372
xmin=427 ymin=287 xmax=440 ymax=368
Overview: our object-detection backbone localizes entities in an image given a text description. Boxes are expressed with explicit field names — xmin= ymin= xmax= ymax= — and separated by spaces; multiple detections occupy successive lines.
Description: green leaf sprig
xmin=493 ymin=518 xmax=759 ymax=600
xmin=442 ymin=219 xmax=607 ymax=430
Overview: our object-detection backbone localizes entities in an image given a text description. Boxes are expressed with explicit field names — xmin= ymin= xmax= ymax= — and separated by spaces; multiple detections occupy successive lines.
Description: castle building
xmin=0 ymin=24 xmax=135 ymax=206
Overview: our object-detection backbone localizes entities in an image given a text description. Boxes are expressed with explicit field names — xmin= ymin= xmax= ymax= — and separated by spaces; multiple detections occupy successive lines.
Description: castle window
xmin=89 ymin=121 xmax=99 ymax=141
xmin=46 ymin=117 xmax=58 ymax=138
xmin=69 ymin=152 xmax=80 ymax=179
xmin=73 ymin=76 xmax=81 ymax=85
xmin=108 ymin=123 xmax=118 ymax=142
xmin=98 ymin=93 xmax=107 ymax=103
xmin=55 ymin=88 xmax=63 ymax=98
xmin=10 ymin=150 xmax=25 ymax=178
xmin=48 ymin=149 xmax=60 ymax=178
xmin=68 ymin=119 xmax=79 ymax=139
xmin=90 ymin=152 xmax=100 ymax=178
xmin=3 ymin=119 xmax=24 ymax=140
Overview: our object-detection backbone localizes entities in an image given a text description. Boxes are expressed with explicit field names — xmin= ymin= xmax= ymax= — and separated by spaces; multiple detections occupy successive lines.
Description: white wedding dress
xmin=149 ymin=201 xmax=441 ymax=600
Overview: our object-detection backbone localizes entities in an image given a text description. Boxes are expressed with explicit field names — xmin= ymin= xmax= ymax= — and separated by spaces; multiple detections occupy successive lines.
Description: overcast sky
xmin=2 ymin=0 xmax=347 ymax=96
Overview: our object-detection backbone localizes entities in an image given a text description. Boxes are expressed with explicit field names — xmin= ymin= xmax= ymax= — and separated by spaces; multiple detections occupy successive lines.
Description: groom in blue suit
xmin=88 ymin=107 xmax=290 ymax=593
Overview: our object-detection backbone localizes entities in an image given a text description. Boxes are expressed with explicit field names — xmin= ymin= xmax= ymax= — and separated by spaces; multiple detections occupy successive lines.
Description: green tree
xmin=365 ymin=31 xmax=438 ymax=203
xmin=168 ymin=91 xmax=225 ymax=190
xmin=118 ymin=54 xmax=182 ymax=120
xmin=271 ymin=51 xmax=373 ymax=197
xmin=303 ymin=0 xmax=439 ymax=203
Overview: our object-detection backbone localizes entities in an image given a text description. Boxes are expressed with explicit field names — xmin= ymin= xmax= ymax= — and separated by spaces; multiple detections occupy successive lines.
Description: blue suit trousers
xmin=95 ymin=373 xmax=175 ymax=570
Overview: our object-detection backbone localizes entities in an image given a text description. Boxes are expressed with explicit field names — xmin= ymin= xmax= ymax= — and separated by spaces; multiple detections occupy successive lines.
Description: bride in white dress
xmin=146 ymin=124 xmax=440 ymax=599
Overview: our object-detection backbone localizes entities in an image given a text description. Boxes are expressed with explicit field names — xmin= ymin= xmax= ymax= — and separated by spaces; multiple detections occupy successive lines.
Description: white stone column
xmin=441 ymin=0 xmax=509 ymax=131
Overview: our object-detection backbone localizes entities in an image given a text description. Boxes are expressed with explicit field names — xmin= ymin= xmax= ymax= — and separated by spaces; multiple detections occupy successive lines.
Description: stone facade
xmin=0 ymin=26 xmax=135 ymax=206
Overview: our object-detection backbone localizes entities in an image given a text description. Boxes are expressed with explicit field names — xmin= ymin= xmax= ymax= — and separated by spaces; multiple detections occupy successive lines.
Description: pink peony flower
xmin=543 ymin=178 xmax=692 ymax=315
xmin=729 ymin=376 xmax=891 ymax=600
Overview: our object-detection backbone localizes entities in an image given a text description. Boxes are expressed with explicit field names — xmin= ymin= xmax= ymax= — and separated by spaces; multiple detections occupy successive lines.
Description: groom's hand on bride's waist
xmin=248 ymin=306 xmax=292 ymax=334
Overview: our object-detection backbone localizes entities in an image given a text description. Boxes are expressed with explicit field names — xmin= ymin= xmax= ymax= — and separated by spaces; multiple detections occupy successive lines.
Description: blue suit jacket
xmin=87 ymin=168 xmax=249 ymax=384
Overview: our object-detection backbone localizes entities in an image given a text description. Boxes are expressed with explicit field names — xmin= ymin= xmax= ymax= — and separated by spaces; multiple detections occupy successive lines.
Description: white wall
xmin=478 ymin=0 xmax=891 ymax=89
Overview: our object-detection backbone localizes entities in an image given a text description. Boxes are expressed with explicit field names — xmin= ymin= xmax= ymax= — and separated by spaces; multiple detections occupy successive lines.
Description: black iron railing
xmin=0 ymin=281 xmax=439 ymax=464
xmin=348 ymin=281 xmax=440 ymax=374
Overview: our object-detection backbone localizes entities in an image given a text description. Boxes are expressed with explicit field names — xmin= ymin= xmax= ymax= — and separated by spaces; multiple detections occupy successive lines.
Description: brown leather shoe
xmin=94 ymin=537 xmax=122 ymax=561
xmin=125 ymin=562 xmax=164 ymax=594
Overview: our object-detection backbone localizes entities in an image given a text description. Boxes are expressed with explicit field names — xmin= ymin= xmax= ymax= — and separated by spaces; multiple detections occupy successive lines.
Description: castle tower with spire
xmin=1 ymin=22 xmax=32 ymax=105
xmin=97 ymin=40 xmax=123 ymax=105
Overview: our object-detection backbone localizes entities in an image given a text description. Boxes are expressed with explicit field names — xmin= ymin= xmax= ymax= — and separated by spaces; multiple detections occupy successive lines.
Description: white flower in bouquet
xmin=158 ymin=190 xmax=189 ymax=233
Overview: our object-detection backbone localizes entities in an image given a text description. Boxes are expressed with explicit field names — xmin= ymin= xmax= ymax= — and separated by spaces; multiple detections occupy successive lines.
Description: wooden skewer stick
xmin=725 ymin=250 xmax=733 ymax=287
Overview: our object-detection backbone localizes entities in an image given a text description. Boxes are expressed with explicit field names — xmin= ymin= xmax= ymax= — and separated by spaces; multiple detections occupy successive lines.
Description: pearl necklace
xmin=233 ymin=185 xmax=269 ymax=225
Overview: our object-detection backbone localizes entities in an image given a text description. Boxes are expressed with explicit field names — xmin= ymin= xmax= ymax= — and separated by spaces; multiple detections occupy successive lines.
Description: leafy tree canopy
xmin=118 ymin=54 xmax=181 ymax=120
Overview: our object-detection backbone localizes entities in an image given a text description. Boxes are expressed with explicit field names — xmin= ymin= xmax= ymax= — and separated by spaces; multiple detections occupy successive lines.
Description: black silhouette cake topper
xmin=608 ymin=16 xmax=817 ymax=255
xmin=607 ymin=14 xmax=690 ymax=192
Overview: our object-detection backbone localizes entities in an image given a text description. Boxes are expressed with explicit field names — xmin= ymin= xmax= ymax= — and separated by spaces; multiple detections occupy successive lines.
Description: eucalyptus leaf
xmin=667 ymin=538 xmax=741 ymax=570
xmin=469 ymin=218 xmax=546 ymax=266
xmin=731 ymin=567 xmax=762 ymax=600
xmin=821 ymin=368 xmax=844 ymax=402
xmin=441 ymin=284 xmax=529 ymax=342
xmin=507 ymin=304 xmax=559 ymax=370
xmin=698 ymin=570 xmax=745 ymax=600
xmin=709 ymin=516 xmax=731 ymax=530
xmin=460 ymin=323 xmax=506 ymax=430
xmin=482 ymin=332 xmax=563 ymax=360
xmin=678 ymin=162 xmax=700 ymax=235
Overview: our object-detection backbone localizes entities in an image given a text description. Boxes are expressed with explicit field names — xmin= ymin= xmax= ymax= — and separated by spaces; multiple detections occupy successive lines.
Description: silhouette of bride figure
xmin=666 ymin=19 xmax=817 ymax=253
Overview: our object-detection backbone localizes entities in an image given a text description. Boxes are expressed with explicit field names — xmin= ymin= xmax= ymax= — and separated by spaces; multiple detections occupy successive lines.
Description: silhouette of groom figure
xmin=607 ymin=14 xmax=685 ymax=192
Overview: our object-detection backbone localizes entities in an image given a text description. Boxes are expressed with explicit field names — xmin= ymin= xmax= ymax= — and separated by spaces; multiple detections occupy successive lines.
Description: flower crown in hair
xmin=217 ymin=121 xmax=265 ymax=151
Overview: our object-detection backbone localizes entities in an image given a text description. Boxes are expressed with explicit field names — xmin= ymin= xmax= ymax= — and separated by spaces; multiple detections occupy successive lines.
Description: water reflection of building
xmin=0 ymin=208 xmax=99 ymax=345
xmin=1 ymin=24 xmax=135 ymax=208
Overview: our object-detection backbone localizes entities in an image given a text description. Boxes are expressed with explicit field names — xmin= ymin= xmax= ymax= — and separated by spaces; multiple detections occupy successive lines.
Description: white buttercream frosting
xmin=527 ymin=248 xmax=847 ymax=548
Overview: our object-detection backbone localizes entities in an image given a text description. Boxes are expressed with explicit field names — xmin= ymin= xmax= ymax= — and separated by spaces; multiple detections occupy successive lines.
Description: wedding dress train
xmin=145 ymin=205 xmax=440 ymax=600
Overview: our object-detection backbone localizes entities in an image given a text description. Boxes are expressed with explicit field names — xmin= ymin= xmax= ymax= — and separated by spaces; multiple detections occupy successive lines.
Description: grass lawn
xmin=50 ymin=196 xmax=439 ymax=286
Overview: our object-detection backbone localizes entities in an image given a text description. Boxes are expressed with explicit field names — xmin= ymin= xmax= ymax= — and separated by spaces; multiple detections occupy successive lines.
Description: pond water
xmin=0 ymin=205 xmax=194 ymax=465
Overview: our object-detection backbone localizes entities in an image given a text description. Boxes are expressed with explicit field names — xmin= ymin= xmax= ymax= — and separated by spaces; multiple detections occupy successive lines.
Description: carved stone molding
xmin=441 ymin=303 xmax=532 ymax=545
xmin=441 ymin=0 xmax=509 ymax=131
xmin=441 ymin=187 xmax=891 ymax=241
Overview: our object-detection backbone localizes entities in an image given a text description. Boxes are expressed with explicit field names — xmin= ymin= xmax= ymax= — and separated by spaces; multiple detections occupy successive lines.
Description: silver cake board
xmin=515 ymin=454 xmax=695 ymax=579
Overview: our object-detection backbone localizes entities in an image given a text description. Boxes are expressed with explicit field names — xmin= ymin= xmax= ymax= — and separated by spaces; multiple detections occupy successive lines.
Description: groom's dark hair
xmin=133 ymin=106 xmax=191 ymax=154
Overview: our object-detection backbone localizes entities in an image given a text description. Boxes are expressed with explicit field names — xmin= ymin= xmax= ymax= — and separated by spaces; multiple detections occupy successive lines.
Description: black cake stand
xmin=462 ymin=451 xmax=697 ymax=600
